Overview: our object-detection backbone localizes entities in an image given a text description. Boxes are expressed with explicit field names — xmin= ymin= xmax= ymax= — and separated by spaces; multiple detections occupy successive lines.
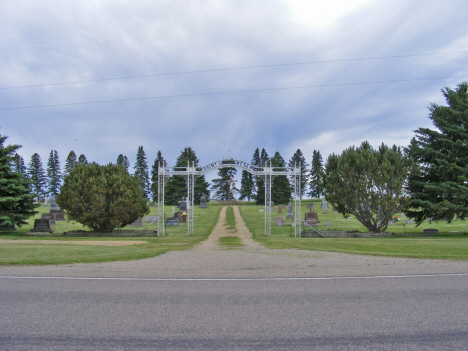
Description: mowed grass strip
xmin=219 ymin=236 xmax=243 ymax=248
xmin=224 ymin=206 xmax=236 ymax=231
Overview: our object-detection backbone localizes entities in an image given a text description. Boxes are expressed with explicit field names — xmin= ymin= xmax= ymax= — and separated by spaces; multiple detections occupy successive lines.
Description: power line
xmin=1 ymin=50 xmax=467 ymax=90
xmin=1 ymin=75 xmax=466 ymax=111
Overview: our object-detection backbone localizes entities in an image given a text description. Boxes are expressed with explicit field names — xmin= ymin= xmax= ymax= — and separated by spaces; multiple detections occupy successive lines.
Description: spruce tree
xmin=165 ymin=147 xmax=210 ymax=204
xmin=77 ymin=154 xmax=88 ymax=165
xmin=46 ymin=150 xmax=61 ymax=196
xmin=254 ymin=148 xmax=269 ymax=205
xmin=211 ymin=159 xmax=237 ymax=200
xmin=12 ymin=153 xmax=27 ymax=177
xmin=123 ymin=156 xmax=130 ymax=171
xmin=64 ymin=151 xmax=77 ymax=178
xmin=406 ymin=81 xmax=468 ymax=224
xmin=309 ymin=150 xmax=325 ymax=198
xmin=150 ymin=151 xmax=166 ymax=202
xmin=116 ymin=154 xmax=125 ymax=166
xmin=116 ymin=154 xmax=130 ymax=172
xmin=288 ymin=149 xmax=308 ymax=197
xmin=28 ymin=153 xmax=47 ymax=201
xmin=271 ymin=152 xmax=292 ymax=204
xmin=239 ymin=170 xmax=255 ymax=201
xmin=134 ymin=146 xmax=150 ymax=198
xmin=0 ymin=134 xmax=37 ymax=227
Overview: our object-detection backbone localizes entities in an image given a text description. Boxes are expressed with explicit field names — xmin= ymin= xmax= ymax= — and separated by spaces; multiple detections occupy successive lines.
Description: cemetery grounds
xmin=1 ymin=200 xmax=468 ymax=265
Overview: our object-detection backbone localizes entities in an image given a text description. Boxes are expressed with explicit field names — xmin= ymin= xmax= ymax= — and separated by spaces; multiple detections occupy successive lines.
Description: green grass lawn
xmin=219 ymin=236 xmax=244 ymax=248
xmin=224 ymin=206 xmax=236 ymax=231
xmin=0 ymin=203 xmax=222 ymax=265
xmin=239 ymin=200 xmax=468 ymax=260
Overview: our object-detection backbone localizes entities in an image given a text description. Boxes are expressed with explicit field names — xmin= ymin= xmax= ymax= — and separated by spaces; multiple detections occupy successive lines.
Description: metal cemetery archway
xmin=157 ymin=160 xmax=302 ymax=237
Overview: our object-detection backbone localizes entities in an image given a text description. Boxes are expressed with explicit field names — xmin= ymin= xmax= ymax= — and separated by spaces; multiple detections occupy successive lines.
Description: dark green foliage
xmin=406 ymin=82 xmax=468 ymax=225
xmin=56 ymin=163 xmax=149 ymax=232
xmin=271 ymin=152 xmax=292 ymax=204
xmin=309 ymin=150 xmax=325 ymax=198
xmin=150 ymin=151 xmax=166 ymax=202
xmin=165 ymin=147 xmax=210 ymax=205
xmin=77 ymin=154 xmax=88 ymax=165
xmin=134 ymin=146 xmax=150 ymax=198
xmin=12 ymin=153 xmax=27 ymax=176
xmin=211 ymin=159 xmax=237 ymax=200
xmin=46 ymin=150 xmax=61 ymax=196
xmin=324 ymin=141 xmax=411 ymax=232
xmin=116 ymin=154 xmax=130 ymax=172
xmin=254 ymin=148 xmax=269 ymax=205
xmin=288 ymin=149 xmax=308 ymax=197
xmin=0 ymin=134 xmax=37 ymax=227
xmin=239 ymin=170 xmax=255 ymax=201
xmin=27 ymin=153 xmax=47 ymax=201
xmin=64 ymin=151 xmax=77 ymax=178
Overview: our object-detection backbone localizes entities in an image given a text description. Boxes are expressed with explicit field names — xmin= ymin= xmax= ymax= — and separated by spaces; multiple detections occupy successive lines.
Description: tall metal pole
xmin=191 ymin=161 xmax=195 ymax=236
xmin=264 ymin=162 xmax=267 ymax=236
xmin=187 ymin=161 xmax=190 ymax=237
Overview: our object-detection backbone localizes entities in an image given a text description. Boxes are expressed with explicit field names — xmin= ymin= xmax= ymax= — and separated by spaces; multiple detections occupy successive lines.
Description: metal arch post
xmin=158 ymin=162 xmax=165 ymax=237
xmin=268 ymin=161 xmax=272 ymax=237
xmin=191 ymin=161 xmax=195 ymax=236
xmin=298 ymin=162 xmax=302 ymax=238
xmin=264 ymin=164 xmax=267 ymax=237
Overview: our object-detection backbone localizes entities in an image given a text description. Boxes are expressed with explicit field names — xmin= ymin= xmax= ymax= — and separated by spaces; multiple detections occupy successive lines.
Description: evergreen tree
xmin=27 ymin=153 xmax=47 ymax=201
xmin=309 ymin=150 xmax=325 ymax=198
xmin=64 ymin=151 xmax=77 ymax=178
xmin=271 ymin=152 xmax=292 ymax=204
xmin=123 ymin=156 xmax=130 ymax=171
xmin=46 ymin=150 xmax=61 ymax=196
xmin=0 ymin=134 xmax=37 ymax=227
xmin=57 ymin=163 xmax=149 ymax=232
xmin=134 ymin=146 xmax=150 ymax=198
xmin=116 ymin=154 xmax=130 ymax=172
xmin=254 ymin=148 xmax=269 ymax=205
xmin=288 ymin=149 xmax=308 ymax=197
xmin=12 ymin=153 xmax=27 ymax=177
xmin=116 ymin=154 xmax=125 ymax=166
xmin=211 ymin=159 xmax=237 ymax=200
xmin=77 ymin=154 xmax=88 ymax=165
xmin=165 ymin=147 xmax=210 ymax=204
xmin=150 ymin=151 xmax=166 ymax=202
xmin=239 ymin=170 xmax=255 ymax=201
xmin=406 ymin=81 xmax=468 ymax=225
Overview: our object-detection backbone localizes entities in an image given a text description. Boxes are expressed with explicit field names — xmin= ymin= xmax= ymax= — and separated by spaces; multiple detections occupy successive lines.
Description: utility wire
xmin=1 ymin=75 xmax=466 ymax=111
xmin=1 ymin=50 xmax=467 ymax=90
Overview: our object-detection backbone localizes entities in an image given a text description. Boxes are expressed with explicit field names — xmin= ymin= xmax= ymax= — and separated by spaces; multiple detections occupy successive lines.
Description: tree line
xmin=2 ymin=81 xmax=467 ymax=232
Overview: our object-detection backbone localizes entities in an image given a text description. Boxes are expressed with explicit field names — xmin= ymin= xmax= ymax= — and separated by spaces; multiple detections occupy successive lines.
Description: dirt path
xmin=192 ymin=206 xmax=263 ymax=251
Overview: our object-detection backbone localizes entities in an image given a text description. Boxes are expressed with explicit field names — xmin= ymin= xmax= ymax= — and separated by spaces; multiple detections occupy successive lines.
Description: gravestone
xmin=401 ymin=213 xmax=406 ymax=218
xmin=389 ymin=220 xmax=395 ymax=225
xmin=149 ymin=202 xmax=156 ymax=207
xmin=49 ymin=210 xmax=65 ymax=221
xmin=129 ymin=218 xmax=143 ymax=227
xmin=277 ymin=206 xmax=282 ymax=214
xmin=332 ymin=206 xmax=337 ymax=212
xmin=50 ymin=197 xmax=59 ymax=210
xmin=321 ymin=199 xmax=328 ymax=213
xmin=286 ymin=202 xmax=294 ymax=219
xmin=144 ymin=216 xmax=159 ymax=223
xmin=174 ymin=211 xmax=185 ymax=223
xmin=281 ymin=204 xmax=286 ymax=209
xmin=274 ymin=217 xmax=284 ymax=226
xmin=427 ymin=217 xmax=433 ymax=223
xmin=0 ymin=224 xmax=17 ymax=231
xmin=325 ymin=222 xmax=331 ymax=227
xmin=305 ymin=211 xmax=318 ymax=225
xmin=165 ymin=218 xmax=179 ymax=227
xmin=41 ymin=213 xmax=57 ymax=225
xmin=423 ymin=229 xmax=438 ymax=235
xmin=179 ymin=201 xmax=187 ymax=211
xmin=172 ymin=207 xmax=175 ymax=217
xmin=259 ymin=209 xmax=264 ymax=212
xmin=31 ymin=219 xmax=53 ymax=233
xmin=307 ymin=203 xmax=314 ymax=210
xmin=199 ymin=196 xmax=207 ymax=209
xmin=406 ymin=219 xmax=414 ymax=224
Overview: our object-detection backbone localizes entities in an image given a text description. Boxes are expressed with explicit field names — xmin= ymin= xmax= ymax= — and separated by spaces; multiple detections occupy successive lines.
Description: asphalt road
xmin=2 ymin=274 xmax=468 ymax=350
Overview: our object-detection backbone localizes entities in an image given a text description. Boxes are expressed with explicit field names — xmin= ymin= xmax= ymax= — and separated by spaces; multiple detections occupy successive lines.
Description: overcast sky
xmin=1 ymin=0 xmax=468 ymax=182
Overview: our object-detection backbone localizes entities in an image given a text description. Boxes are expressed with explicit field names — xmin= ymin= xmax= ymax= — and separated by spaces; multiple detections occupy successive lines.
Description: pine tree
xmin=46 ymin=150 xmax=61 ymax=196
xmin=123 ymin=156 xmax=130 ymax=171
xmin=116 ymin=154 xmax=130 ymax=172
xmin=254 ymin=148 xmax=269 ymax=205
xmin=134 ymin=146 xmax=150 ymax=198
xmin=309 ymin=150 xmax=325 ymax=198
xmin=64 ymin=151 xmax=77 ymax=178
xmin=12 ymin=153 xmax=27 ymax=177
xmin=239 ymin=170 xmax=255 ymax=201
xmin=165 ymin=147 xmax=210 ymax=204
xmin=150 ymin=151 xmax=166 ymax=202
xmin=211 ymin=159 xmax=237 ymax=200
xmin=406 ymin=81 xmax=468 ymax=224
xmin=288 ymin=149 xmax=308 ymax=197
xmin=77 ymin=154 xmax=88 ymax=165
xmin=0 ymin=134 xmax=37 ymax=227
xmin=116 ymin=154 xmax=125 ymax=166
xmin=28 ymin=153 xmax=47 ymax=201
xmin=271 ymin=151 xmax=292 ymax=204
